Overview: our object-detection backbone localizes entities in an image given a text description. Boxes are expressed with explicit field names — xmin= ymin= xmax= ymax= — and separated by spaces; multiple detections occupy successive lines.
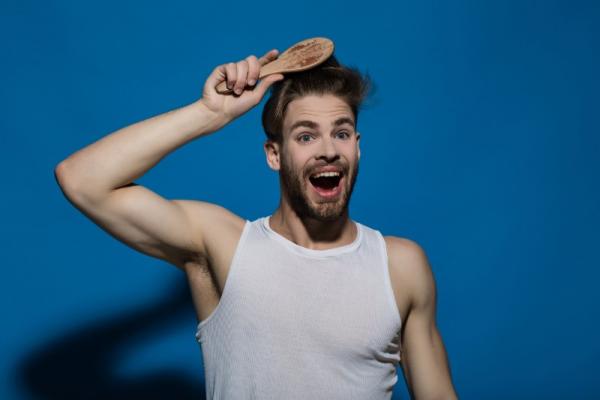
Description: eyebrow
xmin=289 ymin=117 xmax=355 ymax=133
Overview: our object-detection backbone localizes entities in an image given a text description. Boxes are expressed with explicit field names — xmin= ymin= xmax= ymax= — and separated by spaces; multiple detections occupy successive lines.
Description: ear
xmin=264 ymin=139 xmax=281 ymax=171
xmin=356 ymin=131 xmax=361 ymax=160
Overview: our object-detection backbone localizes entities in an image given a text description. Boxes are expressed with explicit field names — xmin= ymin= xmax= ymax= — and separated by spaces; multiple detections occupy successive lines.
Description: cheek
xmin=342 ymin=147 xmax=359 ymax=164
xmin=285 ymin=149 xmax=312 ymax=171
xmin=281 ymin=154 xmax=304 ymax=178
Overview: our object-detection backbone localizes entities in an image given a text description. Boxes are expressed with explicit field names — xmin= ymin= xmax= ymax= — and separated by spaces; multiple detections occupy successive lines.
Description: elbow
xmin=429 ymin=387 xmax=459 ymax=400
xmin=54 ymin=160 xmax=118 ymax=207
xmin=54 ymin=160 xmax=90 ymax=204
xmin=54 ymin=161 xmax=67 ymax=185
xmin=54 ymin=160 xmax=77 ymax=194
xmin=55 ymin=160 xmax=77 ymax=202
xmin=413 ymin=392 xmax=457 ymax=400
xmin=410 ymin=382 xmax=459 ymax=400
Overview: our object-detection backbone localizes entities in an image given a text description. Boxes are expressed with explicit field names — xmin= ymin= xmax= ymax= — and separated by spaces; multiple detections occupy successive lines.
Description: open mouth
xmin=308 ymin=171 xmax=343 ymax=198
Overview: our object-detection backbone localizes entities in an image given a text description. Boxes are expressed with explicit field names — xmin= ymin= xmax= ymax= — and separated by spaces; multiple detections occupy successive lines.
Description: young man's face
xmin=267 ymin=94 xmax=361 ymax=222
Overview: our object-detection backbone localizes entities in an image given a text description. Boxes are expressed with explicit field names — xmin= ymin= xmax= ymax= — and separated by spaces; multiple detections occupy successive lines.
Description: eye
xmin=298 ymin=133 xmax=314 ymax=143
xmin=335 ymin=131 xmax=350 ymax=139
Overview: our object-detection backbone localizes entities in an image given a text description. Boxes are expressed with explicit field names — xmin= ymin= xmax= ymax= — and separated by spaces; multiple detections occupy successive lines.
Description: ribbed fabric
xmin=195 ymin=216 xmax=403 ymax=400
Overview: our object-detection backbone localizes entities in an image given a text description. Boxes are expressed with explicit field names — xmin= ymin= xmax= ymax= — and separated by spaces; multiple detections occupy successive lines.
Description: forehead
xmin=283 ymin=94 xmax=354 ymax=133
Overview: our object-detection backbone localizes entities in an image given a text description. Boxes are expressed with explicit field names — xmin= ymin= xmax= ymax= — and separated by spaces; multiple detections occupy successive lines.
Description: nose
xmin=317 ymin=136 xmax=340 ymax=162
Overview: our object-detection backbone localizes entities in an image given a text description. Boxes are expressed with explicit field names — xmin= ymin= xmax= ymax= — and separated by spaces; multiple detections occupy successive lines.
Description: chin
xmin=306 ymin=197 xmax=349 ymax=222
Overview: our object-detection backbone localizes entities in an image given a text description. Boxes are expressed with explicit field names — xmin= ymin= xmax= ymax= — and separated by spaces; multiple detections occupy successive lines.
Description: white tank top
xmin=195 ymin=216 xmax=403 ymax=399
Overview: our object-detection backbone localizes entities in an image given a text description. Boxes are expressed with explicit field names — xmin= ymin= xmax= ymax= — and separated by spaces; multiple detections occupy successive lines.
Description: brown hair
xmin=261 ymin=54 xmax=372 ymax=144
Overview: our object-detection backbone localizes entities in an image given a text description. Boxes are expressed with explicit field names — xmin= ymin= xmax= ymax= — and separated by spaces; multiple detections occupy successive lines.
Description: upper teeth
xmin=312 ymin=171 xmax=340 ymax=178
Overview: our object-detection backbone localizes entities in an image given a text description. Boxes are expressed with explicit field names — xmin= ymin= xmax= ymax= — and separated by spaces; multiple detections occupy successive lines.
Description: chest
xmin=187 ymin=250 xmax=410 ymax=337
xmin=219 ymin=258 xmax=400 ymax=353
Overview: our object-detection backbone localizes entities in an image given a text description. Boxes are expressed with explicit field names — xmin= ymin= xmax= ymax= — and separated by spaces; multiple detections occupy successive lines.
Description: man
xmin=55 ymin=47 xmax=458 ymax=399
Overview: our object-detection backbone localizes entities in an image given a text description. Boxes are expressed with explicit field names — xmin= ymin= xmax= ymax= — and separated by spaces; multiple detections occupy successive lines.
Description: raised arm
xmin=386 ymin=237 xmax=459 ymax=400
xmin=55 ymin=49 xmax=284 ymax=269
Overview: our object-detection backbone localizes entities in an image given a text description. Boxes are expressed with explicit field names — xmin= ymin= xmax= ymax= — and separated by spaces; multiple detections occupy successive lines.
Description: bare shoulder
xmin=384 ymin=236 xmax=430 ymax=273
xmin=383 ymin=236 xmax=436 ymax=309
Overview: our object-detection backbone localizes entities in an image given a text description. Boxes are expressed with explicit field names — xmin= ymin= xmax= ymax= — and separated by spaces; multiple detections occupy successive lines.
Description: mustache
xmin=304 ymin=162 xmax=348 ymax=177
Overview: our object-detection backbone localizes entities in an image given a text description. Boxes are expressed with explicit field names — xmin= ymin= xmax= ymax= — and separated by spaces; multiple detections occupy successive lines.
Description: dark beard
xmin=279 ymin=157 xmax=359 ymax=222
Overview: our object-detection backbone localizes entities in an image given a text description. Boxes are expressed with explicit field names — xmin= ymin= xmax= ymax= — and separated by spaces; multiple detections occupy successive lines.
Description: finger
xmin=257 ymin=49 xmax=279 ymax=67
xmin=205 ymin=64 xmax=227 ymax=91
xmin=224 ymin=62 xmax=237 ymax=90
xmin=253 ymin=73 xmax=284 ymax=99
xmin=246 ymin=55 xmax=260 ymax=86
xmin=233 ymin=60 xmax=249 ymax=95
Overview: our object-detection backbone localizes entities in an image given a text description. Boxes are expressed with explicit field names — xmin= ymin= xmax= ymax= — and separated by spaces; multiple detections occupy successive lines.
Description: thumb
xmin=204 ymin=65 xmax=226 ymax=94
xmin=254 ymin=73 xmax=285 ymax=98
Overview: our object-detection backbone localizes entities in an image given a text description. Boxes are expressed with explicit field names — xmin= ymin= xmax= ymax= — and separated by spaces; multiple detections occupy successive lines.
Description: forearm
xmin=55 ymin=99 xmax=225 ymax=199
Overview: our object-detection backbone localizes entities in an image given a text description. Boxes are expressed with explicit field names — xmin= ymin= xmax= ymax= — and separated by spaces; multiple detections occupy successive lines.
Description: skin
xmin=55 ymin=49 xmax=458 ymax=399
xmin=264 ymin=94 xmax=361 ymax=248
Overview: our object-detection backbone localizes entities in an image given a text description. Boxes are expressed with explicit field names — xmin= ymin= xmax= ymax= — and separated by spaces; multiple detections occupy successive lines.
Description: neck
xmin=269 ymin=199 xmax=356 ymax=250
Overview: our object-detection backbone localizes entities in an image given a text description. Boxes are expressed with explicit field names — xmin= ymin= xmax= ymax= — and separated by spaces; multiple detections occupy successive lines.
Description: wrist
xmin=190 ymin=99 xmax=229 ymax=135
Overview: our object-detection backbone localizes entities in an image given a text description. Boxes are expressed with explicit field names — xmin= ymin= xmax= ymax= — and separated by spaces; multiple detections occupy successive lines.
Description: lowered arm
xmin=388 ymin=237 xmax=458 ymax=399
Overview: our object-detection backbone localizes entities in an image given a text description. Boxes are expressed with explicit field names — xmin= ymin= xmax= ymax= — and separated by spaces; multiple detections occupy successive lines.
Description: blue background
xmin=2 ymin=1 xmax=599 ymax=399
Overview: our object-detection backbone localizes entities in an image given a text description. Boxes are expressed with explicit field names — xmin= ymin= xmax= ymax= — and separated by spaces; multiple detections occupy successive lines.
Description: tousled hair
xmin=261 ymin=54 xmax=372 ymax=144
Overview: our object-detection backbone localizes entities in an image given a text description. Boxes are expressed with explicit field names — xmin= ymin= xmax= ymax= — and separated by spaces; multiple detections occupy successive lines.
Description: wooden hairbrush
xmin=215 ymin=37 xmax=335 ymax=94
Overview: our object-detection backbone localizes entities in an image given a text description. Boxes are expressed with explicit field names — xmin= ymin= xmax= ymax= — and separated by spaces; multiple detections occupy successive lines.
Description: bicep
xmin=387 ymin=238 xmax=456 ymax=399
xmin=65 ymin=182 xmax=206 ymax=268
xmin=402 ymin=305 xmax=450 ymax=399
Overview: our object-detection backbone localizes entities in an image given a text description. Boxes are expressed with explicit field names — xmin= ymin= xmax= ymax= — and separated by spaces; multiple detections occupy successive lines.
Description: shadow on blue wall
xmin=16 ymin=281 xmax=205 ymax=399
